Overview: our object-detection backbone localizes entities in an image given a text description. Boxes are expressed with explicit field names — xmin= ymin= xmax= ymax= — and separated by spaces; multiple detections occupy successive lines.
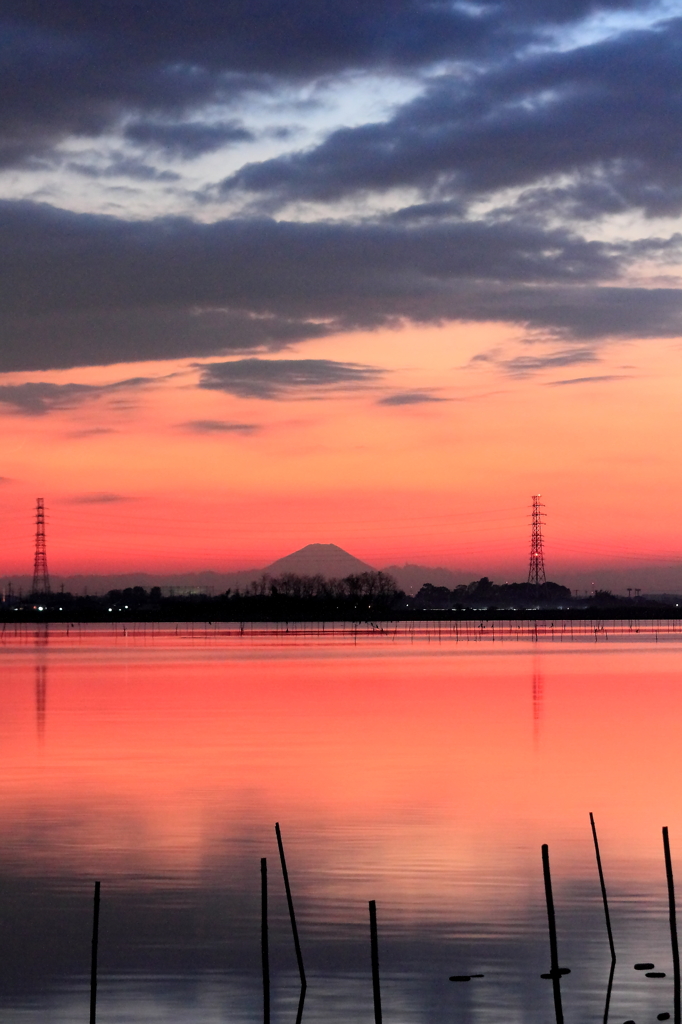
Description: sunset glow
xmin=2 ymin=2 xmax=682 ymax=591
xmin=1 ymin=326 xmax=682 ymax=588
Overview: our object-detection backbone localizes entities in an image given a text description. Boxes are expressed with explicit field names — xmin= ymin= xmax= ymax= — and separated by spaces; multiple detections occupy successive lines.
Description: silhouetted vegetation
xmin=0 ymin=572 xmax=403 ymax=621
xmin=2 ymin=572 xmax=681 ymax=621
xmin=413 ymin=577 xmax=572 ymax=610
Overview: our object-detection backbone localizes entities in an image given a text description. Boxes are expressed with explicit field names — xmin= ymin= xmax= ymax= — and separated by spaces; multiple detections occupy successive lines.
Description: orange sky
xmin=2 ymin=321 xmax=682 ymax=587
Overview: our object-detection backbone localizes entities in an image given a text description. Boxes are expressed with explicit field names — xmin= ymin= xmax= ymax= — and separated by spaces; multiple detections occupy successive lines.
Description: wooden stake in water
xmin=663 ymin=827 xmax=681 ymax=1024
xmin=261 ymin=858 xmax=270 ymax=1024
xmin=589 ymin=813 xmax=616 ymax=1024
xmin=603 ymin=958 xmax=616 ymax=1024
xmin=542 ymin=844 xmax=564 ymax=1024
xmin=90 ymin=881 xmax=100 ymax=1024
xmin=590 ymin=813 xmax=616 ymax=963
xmin=369 ymin=900 xmax=382 ymax=1024
xmin=275 ymin=823 xmax=307 ymax=1024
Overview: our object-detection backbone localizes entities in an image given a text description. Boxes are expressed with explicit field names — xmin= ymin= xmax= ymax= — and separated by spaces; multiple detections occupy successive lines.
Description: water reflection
xmin=532 ymin=658 xmax=543 ymax=749
xmin=35 ymin=663 xmax=46 ymax=741
xmin=0 ymin=634 xmax=679 ymax=1022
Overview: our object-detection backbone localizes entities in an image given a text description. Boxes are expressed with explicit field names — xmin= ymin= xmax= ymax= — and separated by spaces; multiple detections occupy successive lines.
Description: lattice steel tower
xmin=527 ymin=494 xmax=546 ymax=588
xmin=32 ymin=498 xmax=50 ymax=595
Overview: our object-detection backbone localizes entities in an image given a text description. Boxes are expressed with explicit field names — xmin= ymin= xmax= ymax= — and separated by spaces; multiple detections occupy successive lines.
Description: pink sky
xmin=2 ymin=323 xmax=682 ymax=590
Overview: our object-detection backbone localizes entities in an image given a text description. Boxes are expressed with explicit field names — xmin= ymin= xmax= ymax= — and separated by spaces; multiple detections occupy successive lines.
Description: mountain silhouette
xmin=263 ymin=543 xmax=375 ymax=577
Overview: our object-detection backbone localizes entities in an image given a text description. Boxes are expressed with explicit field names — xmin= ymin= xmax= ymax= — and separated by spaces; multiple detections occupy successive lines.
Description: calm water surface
xmin=0 ymin=624 xmax=681 ymax=1023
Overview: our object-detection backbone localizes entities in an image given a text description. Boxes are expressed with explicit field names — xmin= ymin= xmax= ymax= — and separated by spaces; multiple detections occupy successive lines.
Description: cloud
xmin=2 ymin=200 xmax=680 ymax=372
xmin=67 ymin=492 xmax=133 ymax=504
xmin=68 ymin=155 xmax=180 ymax=182
xmin=378 ymin=390 xmax=448 ymax=405
xmin=546 ymin=374 xmax=626 ymax=386
xmin=217 ymin=18 xmax=682 ymax=218
xmin=2 ymin=0 xmax=650 ymax=168
xmin=197 ymin=358 xmax=384 ymax=399
xmin=67 ymin=427 xmax=118 ymax=437
xmin=180 ymin=419 xmax=261 ymax=433
xmin=501 ymin=349 xmax=599 ymax=376
xmin=472 ymin=347 xmax=598 ymax=377
xmin=0 ymin=378 xmax=153 ymax=415
xmin=124 ymin=120 xmax=254 ymax=159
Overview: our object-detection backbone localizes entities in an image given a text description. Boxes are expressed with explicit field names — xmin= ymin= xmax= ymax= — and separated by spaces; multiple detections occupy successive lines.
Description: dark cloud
xmin=2 ymin=200 xmax=678 ymax=371
xmin=197 ymin=358 xmax=384 ymax=399
xmin=67 ymin=492 xmax=132 ymax=503
xmin=124 ymin=120 xmax=253 ymax=159
xmin=458 ymin=285 xmax=682 ymax=341
xmin=0 ymin=378 xmax=153 ymax=415
xmin=68 ymin=156 xmax=180 ymax=182
xmin=180 ymin=419 xmax=261 ymax=433
xmin=378 ymin=390 xmax=448 ymax=405
xmin=546 ymin=373 xmax=626 ymax=385
xmin=219 ymin=18 xmax=682 ymax=218
xmin=0 ymin=0 xmax=652 ymax=167
xmin=1 ymin=1 xmax=677 ymax=401
xmin=472 ymin=347 xmax=598 ymax=376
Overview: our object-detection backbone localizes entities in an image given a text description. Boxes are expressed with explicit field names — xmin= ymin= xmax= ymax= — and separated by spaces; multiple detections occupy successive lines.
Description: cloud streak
xmin=179 ymin=419 xmax=261 ymax=433
xmin=0 ymin=378 xmax=154 ymax=415
xmin=471 ymin=347 xmax=599 ymax=377
xmin=197 ymin=358 xmax=384 ymax=399
xmin=124 ymin=120 xmax=253 ymax=158
xmin=378 ymin=390 xmax=448 ymax=405
xmin=546 ymin=374 xmax=627 ymax=386
xmin=67 ymin=492 xmax=134 ymax=503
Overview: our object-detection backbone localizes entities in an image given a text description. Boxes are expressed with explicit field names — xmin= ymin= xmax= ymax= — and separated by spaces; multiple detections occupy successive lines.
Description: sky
xmin=2 ymin=0 xmax=682 ymax=588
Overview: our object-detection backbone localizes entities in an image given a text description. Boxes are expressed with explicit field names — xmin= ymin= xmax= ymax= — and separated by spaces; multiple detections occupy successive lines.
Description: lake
xmin=0 ymin=623 xmax=681 ymax=1023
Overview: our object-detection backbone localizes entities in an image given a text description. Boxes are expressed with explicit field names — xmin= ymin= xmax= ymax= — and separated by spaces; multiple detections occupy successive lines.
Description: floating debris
xmin=657 ymin=1014 xmax=670 ymax=1020
xmin=634 ymin=963 xmax=655 ymax=970
xmin=646 ymin=972 xmax=666 ymax=978
xmin=449 ymin=974 xmax=484 ymax=982
xmin=541 ymin=968 xmax=571 ymax=979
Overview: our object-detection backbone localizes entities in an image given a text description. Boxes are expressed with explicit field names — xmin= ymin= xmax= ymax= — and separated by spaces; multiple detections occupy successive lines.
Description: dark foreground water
xmin=0 ymin=623 xmax=681 ymax=1023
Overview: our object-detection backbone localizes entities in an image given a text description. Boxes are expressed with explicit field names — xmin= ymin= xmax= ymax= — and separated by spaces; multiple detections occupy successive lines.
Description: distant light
xmin=59 ymin=607 xmax=62 ymax=611
xmin=108 ymin=607 xmax=113 ymax=612
xmin=38 ymin=606 xmax=44 ymax=612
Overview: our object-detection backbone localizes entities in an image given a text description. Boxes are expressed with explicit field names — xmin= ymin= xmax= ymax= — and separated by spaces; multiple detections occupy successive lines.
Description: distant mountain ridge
xmin=0 ymin=546 xmax=477 ymax=596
